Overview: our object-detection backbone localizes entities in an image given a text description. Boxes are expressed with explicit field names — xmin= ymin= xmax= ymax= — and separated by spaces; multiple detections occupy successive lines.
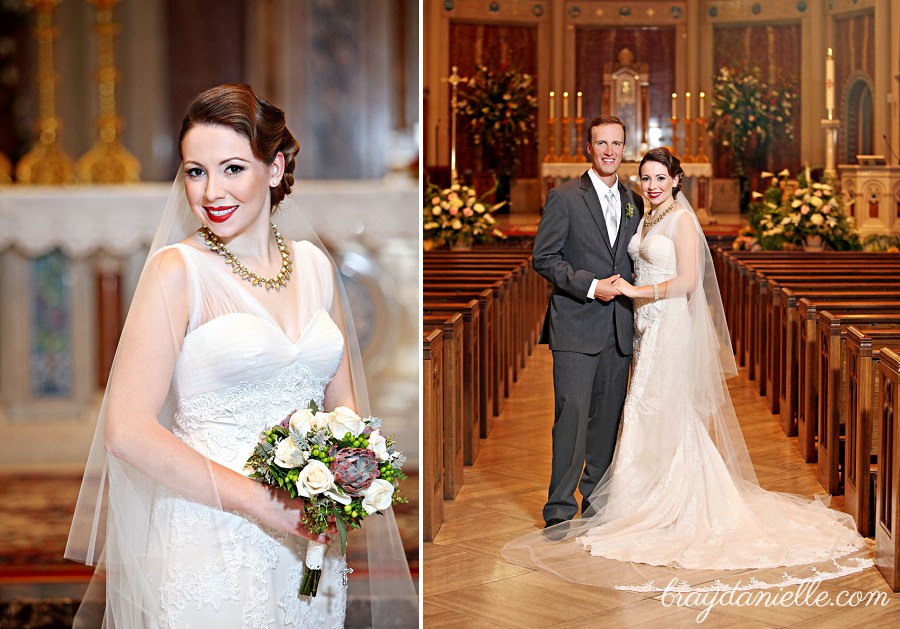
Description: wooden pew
xmin=423 ymin=300 xmax=481 ymax=465
xmin=764 ymin=281 xmax=900 ymax=416
xmin=776 ymin=287 xmax=900 ymax=436
xmin=423 ymin=329 xmax=443 ymax=542
xmin=424 ymin=275 xmax=512 ymax=398
xmin=747 ymin=269 xmax=900 ymax=391
xmin=815 ymin=312 xmax=900 ymax=492
xmin=718 ymin=251 xmax=900 ymax=369
xmin=424 ymin=259 xmax=531 ymax=372
xmin=845 ymin=327 xmax=900 ymax=536
xmin=875 ymin=347 xmax=900 ymax=591
xmin=424 ymin=313 xmax=464 ymax=500
xmin=423 ymin=288 xmax=498 ymax=426
xmin=789 ymin=297 xmax=900 ymax=455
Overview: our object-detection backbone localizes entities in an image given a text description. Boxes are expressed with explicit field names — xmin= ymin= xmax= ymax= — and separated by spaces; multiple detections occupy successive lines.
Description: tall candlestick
xmin=549 ymin=91 xmax=555 ymax=118
xmin=699 ymin=91 xmax=705 ymax=118
xmin=563 ymin=91 xmax=569 ymax=118
xmin=685 ymin=91 xmax=691 ymax=120
xmin=825 ymin=48 xmax=835 ymax=119
xmin=576 ymin=91 xmax=582 ymax=119
xmin=671 ymin=92 xmax=677 ymax=119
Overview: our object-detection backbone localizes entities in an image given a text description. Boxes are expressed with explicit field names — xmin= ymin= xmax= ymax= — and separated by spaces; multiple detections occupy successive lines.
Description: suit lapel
xmin=580 ymin=172 xmax=613 ymax=254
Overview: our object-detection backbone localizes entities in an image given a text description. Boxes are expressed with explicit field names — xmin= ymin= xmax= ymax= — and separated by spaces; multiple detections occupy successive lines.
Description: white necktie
xmin=604 ymin=189 xmax=619 ymax=245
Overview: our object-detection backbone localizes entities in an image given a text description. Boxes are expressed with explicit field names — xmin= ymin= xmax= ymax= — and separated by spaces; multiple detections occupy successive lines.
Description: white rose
xmin=311 ymin=412 xmax=332 ymax=431
xmin=274 ymin=436 xmax=307 ymax=469
xmin=367 ymin=429 xmax=390 ymax=461
xmin=361 ymin=479 xmax=395 ymax=514
xmin=329 ymin=406 xmax=367 ymax=438
xmin=295 ymin=460 xmax=335 ymax=497
xmin=810 ymin=213 xmax=825 ymax=226
xmin=289 ymin=409 xmax=315 ymax=434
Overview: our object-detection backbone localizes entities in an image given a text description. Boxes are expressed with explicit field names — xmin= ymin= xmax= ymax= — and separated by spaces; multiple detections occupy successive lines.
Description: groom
xmin=532 ymin=114 xmax=643 ymax=529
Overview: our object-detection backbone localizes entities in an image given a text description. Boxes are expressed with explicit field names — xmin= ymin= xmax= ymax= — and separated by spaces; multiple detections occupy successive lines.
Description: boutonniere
xmin=625 ymin=202 xmax=636 ymax=223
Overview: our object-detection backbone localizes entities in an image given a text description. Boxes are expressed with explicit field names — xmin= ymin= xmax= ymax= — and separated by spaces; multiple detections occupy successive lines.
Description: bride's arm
xmin=103 ymin=249 xmax=328 ymax=542
xmin=612 ymin=212 xmax=699 ymax=300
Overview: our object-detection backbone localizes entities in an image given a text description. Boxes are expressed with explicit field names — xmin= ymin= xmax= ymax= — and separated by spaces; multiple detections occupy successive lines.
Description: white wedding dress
xmin=145 ymin=240 xmax=348 ymax=628
xmin=502 ymin=206 xmax=871 ymax=592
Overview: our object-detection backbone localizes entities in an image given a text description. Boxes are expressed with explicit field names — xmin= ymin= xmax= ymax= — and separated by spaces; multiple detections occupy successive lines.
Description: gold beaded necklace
xmin=644 ymin=198 xmax=677 ymax=227
xmin=199 ymin=223 xmax=293 ymax=291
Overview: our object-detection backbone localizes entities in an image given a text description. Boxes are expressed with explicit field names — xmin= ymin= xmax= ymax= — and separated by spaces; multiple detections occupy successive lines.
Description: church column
xmin=802 ymin=0 xmax=827 ymax=165
xmin=873 ymin=0 xmax=892 ymax=158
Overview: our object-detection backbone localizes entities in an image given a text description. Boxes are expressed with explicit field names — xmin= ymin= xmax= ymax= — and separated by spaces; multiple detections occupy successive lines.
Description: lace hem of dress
xmin=614 ymin=557 xmax=873 ymax=593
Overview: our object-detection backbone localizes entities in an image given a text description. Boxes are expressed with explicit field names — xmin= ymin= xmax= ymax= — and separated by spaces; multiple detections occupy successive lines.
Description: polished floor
xmin=423 ymin=345 xmax=900 ymax=628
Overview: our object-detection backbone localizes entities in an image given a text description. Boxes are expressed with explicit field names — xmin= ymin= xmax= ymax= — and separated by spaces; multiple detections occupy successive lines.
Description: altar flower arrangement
xmin=245 ymin=402 xmax=407 ymax=597
xmin=782 ymin=165 xmax=859 ymax=250
xmin=708 ymin=66 xmax=798 ymax=177
xmin=423 ymin=180 xmax=507 ymax=248
xmin=745 ymin=167 xmax=860 ymax=251
xmin=457 ymin=62 xmax=538 ymax=178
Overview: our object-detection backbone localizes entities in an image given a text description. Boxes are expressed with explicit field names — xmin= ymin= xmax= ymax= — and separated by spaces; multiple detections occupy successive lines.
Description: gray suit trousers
xmin=543 ymin=324 xmax=631 ymax=523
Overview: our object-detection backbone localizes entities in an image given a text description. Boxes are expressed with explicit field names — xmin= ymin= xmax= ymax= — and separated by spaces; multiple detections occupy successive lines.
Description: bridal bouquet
xmin=244 ymin=401 xmax=407 ymax=597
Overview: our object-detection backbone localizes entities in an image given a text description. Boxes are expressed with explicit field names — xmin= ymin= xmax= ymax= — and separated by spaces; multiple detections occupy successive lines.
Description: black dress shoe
xmin=542 ymin=518 xmax=568 ymax=541
xmin=544 ymin=517 xmax=566 ymax=529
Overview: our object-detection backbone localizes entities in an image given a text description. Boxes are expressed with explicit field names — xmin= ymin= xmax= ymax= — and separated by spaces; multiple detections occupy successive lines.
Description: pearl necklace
xmin=199 ymin=223 xmax=293 ymax=291
xmin=644 ymin=198 xmax=677 ymax=227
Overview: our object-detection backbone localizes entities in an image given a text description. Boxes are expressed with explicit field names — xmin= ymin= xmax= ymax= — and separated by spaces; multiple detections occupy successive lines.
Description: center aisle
xmin=423 ymin=345 xmax=900 ymax=628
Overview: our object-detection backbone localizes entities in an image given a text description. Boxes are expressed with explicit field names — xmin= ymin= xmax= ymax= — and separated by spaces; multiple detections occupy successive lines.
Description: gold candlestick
xmin=544 ymin=117 xmax=558 ymax=162
xmin=683 ymin=118 xmax=694 ymax=163
xmin=571 ymin=116 xmax=585 ymax=162
xmin=670 ymin=116 xmax=679 ymax=157
xmin=77 ymin=0 xmax=140 ymax=183
xmin=559 ymin=117 xmax=573 ymax=161
xmin=16 ymin=0 xmax=75 ymax=184
xmin=0 ymin=152 xmax=11 ymax=184
xmin=694 ymin=116 xmax=709 ymax=162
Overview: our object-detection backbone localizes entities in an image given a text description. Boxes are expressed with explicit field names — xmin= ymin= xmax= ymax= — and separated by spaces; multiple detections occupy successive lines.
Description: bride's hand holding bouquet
xmin=244 ymin=401 xmax=407 ymax=597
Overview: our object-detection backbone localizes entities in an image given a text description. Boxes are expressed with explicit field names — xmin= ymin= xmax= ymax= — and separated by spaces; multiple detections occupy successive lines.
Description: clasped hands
xmin=593 ymin=274 xmax=638 ymax=301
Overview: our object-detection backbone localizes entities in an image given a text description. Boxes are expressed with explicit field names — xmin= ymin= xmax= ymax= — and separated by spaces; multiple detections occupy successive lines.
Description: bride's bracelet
xmin=652 ymin=283 xmax=659 ymax=301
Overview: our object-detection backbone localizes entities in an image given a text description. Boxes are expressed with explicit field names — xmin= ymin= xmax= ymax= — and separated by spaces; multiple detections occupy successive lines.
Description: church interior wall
xmin=424 ymin=0 xmax=898 ymax=209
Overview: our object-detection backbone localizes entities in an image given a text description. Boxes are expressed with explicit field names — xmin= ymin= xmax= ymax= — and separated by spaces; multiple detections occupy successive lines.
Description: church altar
xmin=540 ymin=161 xmax=714 ymax=222
xmin=0 ymin=180 xmax=419 ymax=470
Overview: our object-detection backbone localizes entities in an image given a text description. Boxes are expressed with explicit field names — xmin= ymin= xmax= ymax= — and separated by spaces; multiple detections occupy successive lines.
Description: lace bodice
xmin=172 ymin=310 xmax=343 ymax=470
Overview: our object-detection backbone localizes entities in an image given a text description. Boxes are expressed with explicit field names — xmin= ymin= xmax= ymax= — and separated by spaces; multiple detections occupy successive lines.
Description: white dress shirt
xmin=587 ymin=171 xmax=620 ymax=300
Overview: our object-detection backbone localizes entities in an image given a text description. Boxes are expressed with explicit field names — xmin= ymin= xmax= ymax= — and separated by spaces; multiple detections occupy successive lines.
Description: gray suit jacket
xmin=533 ymin=171 xmax=644 ymax=355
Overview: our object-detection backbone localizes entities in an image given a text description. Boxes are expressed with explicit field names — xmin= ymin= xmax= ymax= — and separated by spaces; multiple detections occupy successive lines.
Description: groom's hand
xmin=593 ymin=275 xmax=621 ymax=302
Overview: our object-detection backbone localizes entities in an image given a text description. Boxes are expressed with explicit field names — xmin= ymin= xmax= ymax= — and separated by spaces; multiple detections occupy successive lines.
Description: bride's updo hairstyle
xmin=639 ymin=147 xmax=684 ymax=195
xmin=178 ymin=83 xmax=299 ymax=213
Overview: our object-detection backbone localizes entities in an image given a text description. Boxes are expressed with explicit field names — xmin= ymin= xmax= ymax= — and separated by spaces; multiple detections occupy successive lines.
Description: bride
xmin=502 ymin=147 xmax=870 ymax=592
xmin=65 ymin=84 xmax=416 ymax=627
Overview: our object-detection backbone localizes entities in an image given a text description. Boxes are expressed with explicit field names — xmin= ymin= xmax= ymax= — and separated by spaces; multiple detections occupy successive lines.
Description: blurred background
xmin=0 ymin=0 xmax=419 ymax=624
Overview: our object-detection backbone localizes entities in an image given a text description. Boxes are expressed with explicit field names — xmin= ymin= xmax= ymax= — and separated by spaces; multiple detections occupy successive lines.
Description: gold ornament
xmin=644 ymin=198 xmax=677 ymax=227
xmin=199 ymin=223 xmax=293 ymax=291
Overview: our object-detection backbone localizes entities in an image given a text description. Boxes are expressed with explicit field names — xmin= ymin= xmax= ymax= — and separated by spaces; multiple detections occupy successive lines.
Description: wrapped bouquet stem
xmin=245 ymin=401 xmax=407 ymax=598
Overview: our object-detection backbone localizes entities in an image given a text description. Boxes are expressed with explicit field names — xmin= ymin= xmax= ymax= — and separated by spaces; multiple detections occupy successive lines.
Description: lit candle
xmin=685 ymin=92 xmax=692 ymax=120
xmin=671 ymin=92 xmax=677 ymax=119
xmin=550 ymin=91 xmax=555 ymax=119
xmin=563 ymin=91 xmax=569 ymax=118
xmin=699 ymin=91 xmax=705 ymax=118
xmin=825 ymin=48 xmax=835 ymax=116
xmin=576 ymin=91 xmax=583 ymax=119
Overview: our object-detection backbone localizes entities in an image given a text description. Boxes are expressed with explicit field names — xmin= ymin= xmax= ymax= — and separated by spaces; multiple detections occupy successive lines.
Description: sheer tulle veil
xmin=500 ymin=190 xmax=870 ymax=593
xmin=65 ymin=171 xmax=417 ymax=626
